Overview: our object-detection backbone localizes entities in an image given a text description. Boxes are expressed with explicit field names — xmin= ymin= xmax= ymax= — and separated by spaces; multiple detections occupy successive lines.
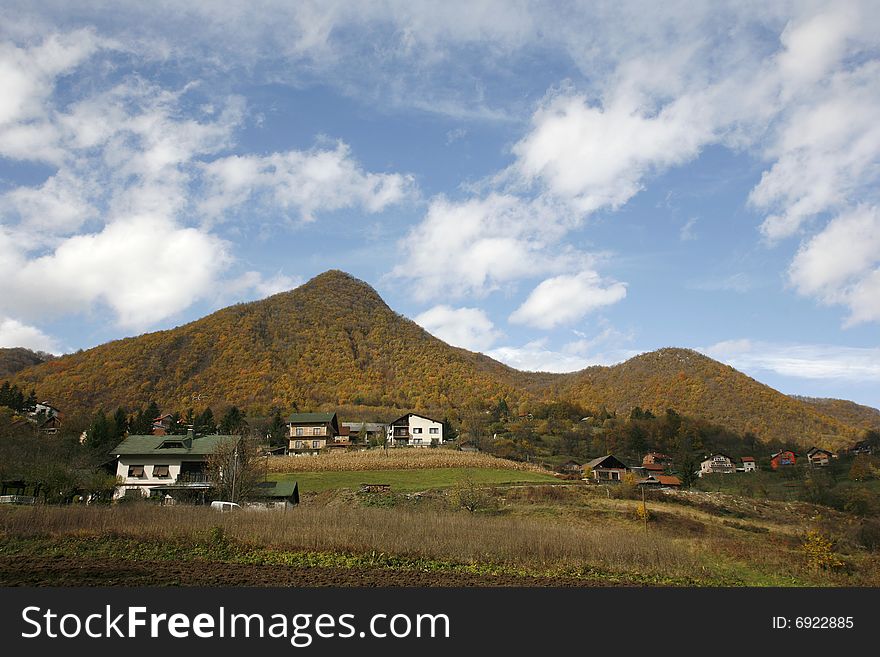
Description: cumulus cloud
xmin=1 ymin=215 xmax=232 ymax=330
xmin=413 ymin=305 xmax=502 ymax=351
xmin=0 ymin=317 xmax=61 ymax=353
xmin=0 ymin=29 xmax=415 ymax=333
xmin=199 ymin=142 xmax=414 ymax=223
xmin=787 ymin=205 xmax=880 ymax=324
xmin=509 ymin=271 xmax=626 ymax=330
xmin=390 ymin=193 xmax=583 ymax=300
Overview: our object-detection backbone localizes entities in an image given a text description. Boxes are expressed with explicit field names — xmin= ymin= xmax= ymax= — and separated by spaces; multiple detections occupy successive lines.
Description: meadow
xmin=2 ymin=482 xmax=878 ymax=587
xmin=270 ymin=467 xmax=559 ymax=493
xmin=265 ymin=448 xmax=546 ymax=473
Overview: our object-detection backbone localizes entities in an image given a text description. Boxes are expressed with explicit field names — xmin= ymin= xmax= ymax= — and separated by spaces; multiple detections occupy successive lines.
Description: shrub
xmin=801 ymin=530 xmax=843 ymax=571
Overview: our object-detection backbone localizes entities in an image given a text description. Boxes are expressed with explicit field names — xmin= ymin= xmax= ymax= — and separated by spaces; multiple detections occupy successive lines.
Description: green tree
xmin=268 ymin=408 xmax=287 ymax=447
xmin=219 ymin=406 xmax=247 ymax=435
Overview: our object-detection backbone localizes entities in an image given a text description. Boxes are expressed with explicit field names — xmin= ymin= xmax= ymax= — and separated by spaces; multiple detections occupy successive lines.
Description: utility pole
xmin=642 ymin=485 xmax=648 ymax=535
xmin=230 ymin=444 xmax=239 ymax=504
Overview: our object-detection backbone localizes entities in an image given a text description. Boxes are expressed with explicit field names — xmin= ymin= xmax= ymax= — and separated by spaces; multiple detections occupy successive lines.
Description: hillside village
xmin=3 ymin=383 xmax=878 ymax=509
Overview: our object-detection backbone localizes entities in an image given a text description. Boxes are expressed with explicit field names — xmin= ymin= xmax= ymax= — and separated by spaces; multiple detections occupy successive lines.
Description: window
xmin=152 ymin=465 xmax=170 ymax=478
xmin=312 ymin=440 xmax=320 ymax=449
xmin=294 ymin=441 xmax=302 ymax=449
xmin=429 ymin=427 xmax=439 ymax=434
xmin=295 ymin=427 xmax=303 ymax=436
xmin=413 ymin=427 xmax=422 ymax=434
xmin=159 ymin=441 xmax=184 ymax=449
xmin=313 ymin=427 xmax=321 ymax=436
xmin=128 ymin=465 xmax=145 ymax=478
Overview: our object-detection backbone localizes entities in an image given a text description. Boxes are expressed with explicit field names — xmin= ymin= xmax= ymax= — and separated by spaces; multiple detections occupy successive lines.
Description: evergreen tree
xmin=196 ymin=407 xmax=216 ymax=434
xmin=268 ymin=408 xmax=287 ymax=447
xmin=220 ymin=406 xmax=247 ymax=435
xmin=112 ymin=407 xmax=128 ymax=441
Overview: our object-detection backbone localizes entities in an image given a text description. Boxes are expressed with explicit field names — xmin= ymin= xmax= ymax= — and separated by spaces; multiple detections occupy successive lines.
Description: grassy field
xmin=266 ymin=448 xmax=546 ymax=473
xmin=271 ymin=467 xmax=560 ymax=493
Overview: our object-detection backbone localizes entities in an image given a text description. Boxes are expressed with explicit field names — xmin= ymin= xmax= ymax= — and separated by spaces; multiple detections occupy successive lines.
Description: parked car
xmin=210 ymin=501 xmax=241 ymax=512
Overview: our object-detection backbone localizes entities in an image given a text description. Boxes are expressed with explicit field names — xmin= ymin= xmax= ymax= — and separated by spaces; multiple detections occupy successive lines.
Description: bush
xmin=855 ymin=520 xmax=880 ymax=551
xmin=801 ymin=530 xmax=843 ymax=571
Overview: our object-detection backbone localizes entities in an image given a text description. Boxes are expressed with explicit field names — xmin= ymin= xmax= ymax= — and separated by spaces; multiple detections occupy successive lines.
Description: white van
xmin=210 ymin=501 xmax=241 ymax=512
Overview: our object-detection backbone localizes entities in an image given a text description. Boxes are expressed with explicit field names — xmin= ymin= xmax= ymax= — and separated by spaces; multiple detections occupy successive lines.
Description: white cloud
xmin=413 ymin=305 xmax=502 ymax=351
xmin=487 ymin=340 xmax=591 ymax=373
xmin=679 ymin=217 xmax=698 ymax=241
xmin=0 ymin=317 xmax=61 ymax=354
xmin=199 ymin=142 xmax=414 ymax=223
xmin=1 ymin=215 xmax=232 ymax=330
xmin=701 ymin=340 xmax=880 ymax=382
xmin=787 ymin=205 xmax=880 ymax=324
xmin=510 ymin=271 xmax=626 ymax=329
xmin=390 ymin=193 xmax=585 ymax=300
xmin=510 ymin=88 xmax=712 ymax=214
xmin=487 ymin=337 xmax=637 ymax=373
xmin=224 ymin=271 xmax=303 ymax=301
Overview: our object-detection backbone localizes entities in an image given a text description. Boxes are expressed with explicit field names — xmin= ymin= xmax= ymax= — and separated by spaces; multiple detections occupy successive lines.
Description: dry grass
xmin=267 ymin=448 xmax=548 ymax=473
xmin=0 ymin=504 xmax=700 ymax=581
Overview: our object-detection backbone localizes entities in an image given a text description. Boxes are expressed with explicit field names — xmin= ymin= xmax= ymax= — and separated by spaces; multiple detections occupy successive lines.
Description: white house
xmin=386 ymin=412 xmax=443 ymax=447
xmin=740 ymin=456 xmax=757 ymax=472
xmin=112 ymin=432 xmax=239 ymax=500
xmin=699 ymin=453 xmax=736 ymax=476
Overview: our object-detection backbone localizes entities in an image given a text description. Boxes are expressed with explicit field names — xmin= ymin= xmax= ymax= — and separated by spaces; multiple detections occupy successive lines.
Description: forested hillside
xmin=0 ymin=347 xmax=51 ymax=377
xmin=793 ymin=396 xmax=880 ymax=432
xmin=6 ymin=271 xmax=862 ymax=449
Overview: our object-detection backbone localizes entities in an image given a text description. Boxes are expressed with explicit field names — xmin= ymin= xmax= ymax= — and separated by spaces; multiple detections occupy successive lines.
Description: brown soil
xmin=0 ymin=556 xmax=622 ymax=587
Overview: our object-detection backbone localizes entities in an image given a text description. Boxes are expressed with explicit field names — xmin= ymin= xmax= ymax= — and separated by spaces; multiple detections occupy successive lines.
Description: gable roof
xmin=389 ymin=412 xmax=443 ymax=426
xmin=113 ymin=434 xmax=239 ymax=456
xmin=702 ymin=453 xmax=733 ymax=462
xmin=807 ymin=446 xmax=833 ymax=456
xmin=741 ymin=456 xmax=756 ymax=462
xmin=657 ymin=475 xmax=681 ymax=486
xmin=253 ymin=480 xmax=299 ymax=502
xmin=584 ymin=454 xmax=628 ymax=470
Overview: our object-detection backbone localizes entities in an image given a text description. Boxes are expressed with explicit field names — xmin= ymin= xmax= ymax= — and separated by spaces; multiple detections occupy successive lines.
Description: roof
xmin=584 ymin=454 xmax=628 ymax=470
xmin=113 ymin=434 xmax=239 ymax=456
xmin=771 ymin=450 xmax=797 ymax=458
xmin=657 ymin=475 xmax=681 ymax=486
xmin=341 ymin=422 xmax=385 ymax=432
xmin=389 ymin=412 xmax=443 ymax=426
xmin=288 ymin=412 xmax=337 ymax=424
xmin=253 ymin=480 xmax=299 ymax=500
xmin=807 ymin=447 xmax=833 ymax=456
xmin=741 ymin=456 xmax=756 ymax=462
xmin=702 ymin=453 xmax=733 ymax=462
xmin=644 ymin=463 xmax=665 ymax=471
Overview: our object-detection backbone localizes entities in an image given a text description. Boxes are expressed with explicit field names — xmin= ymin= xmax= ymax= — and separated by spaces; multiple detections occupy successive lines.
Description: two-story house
xmin=806 ymin=447 xmax=833 ymax=467
xmin=112 ymin=432 xmax=240 ymax=500
xmin=386 ymin=413 xmax=443 ymax=447
xmin=699 ymin=453 xmax=736 ymax=476
xmin=288 ymin=412 xmax=340 ymax=454
xmin=583 ymin=454 xmax=629 ymax=482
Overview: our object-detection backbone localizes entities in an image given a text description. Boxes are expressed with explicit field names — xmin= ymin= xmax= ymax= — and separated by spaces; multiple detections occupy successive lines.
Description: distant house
xmin=32 ymin=401 xmax=60 ymax=418
xmin=806 ymin=447 xmax=833 ymax=467
xmin=643 ymin=462 xmax=667 ymax=474
xmin=643 ymin=452 xmax=673 ymax=467
xmin=37 ymin=414 xmax=62 ymax=435
xmin=770 ymin=450 xmax=797 ymax=470
xmin=639 ymin=474 xmax=682 ymax=488
xmin=326 ymin=425 xmax=353 ymax=449
xmin=151 ymin=414 xmax=176 ymax=436
xmin=583 ymin=454 xmax=629 ymax=482
xmin=251 ymin=480 xmax=299 ymax=508
xmin=288 ymin=412 xmax=340 ymax=454
xmin=386 ymin=412 xmax=443 ymax=447
xmin=739 ymin=456 xmax=757 ymax=472
xmin=846 ymin=440 xmax=874 ymax=456
xmin=556 ymin=460 xmax=583 ymax=474
xmin=341 ymin=422 xmax=386 ymax=445
xmin=700 ymin=454 xmax=736 ymax=476
xmin=112 ymin=432 xmax=240 ymax=500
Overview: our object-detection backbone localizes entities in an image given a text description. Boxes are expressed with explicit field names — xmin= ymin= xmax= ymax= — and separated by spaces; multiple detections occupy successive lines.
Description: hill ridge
xmin=6 ymin=270 xmax=862 ymax=448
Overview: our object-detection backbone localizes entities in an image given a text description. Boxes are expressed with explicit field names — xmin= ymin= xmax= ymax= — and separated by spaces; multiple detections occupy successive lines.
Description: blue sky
xmin=1 ymin=1 xmax=879 ymax=407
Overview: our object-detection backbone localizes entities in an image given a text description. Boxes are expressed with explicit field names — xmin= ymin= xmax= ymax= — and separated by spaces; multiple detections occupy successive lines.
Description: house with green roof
xmin=288 ymin=411 xmax=340 ymax=454
xmin=112 ymin=431 xmax=240 ymax=501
